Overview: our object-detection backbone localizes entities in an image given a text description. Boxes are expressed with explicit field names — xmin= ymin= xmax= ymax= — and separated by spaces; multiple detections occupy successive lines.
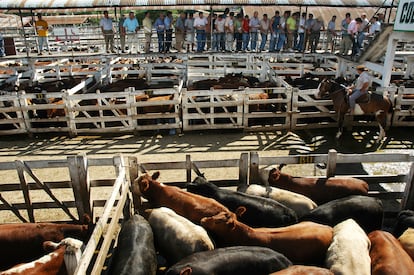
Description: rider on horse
xmin=347 ymin=64 xmax=372 ymax=114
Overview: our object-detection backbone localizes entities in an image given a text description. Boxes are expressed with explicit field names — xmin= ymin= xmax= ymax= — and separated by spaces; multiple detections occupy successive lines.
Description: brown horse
xmin=315 ymin=78 xmax=393 ymax=141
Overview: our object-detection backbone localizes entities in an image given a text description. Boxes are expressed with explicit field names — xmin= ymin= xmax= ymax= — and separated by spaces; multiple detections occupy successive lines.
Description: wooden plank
xmin=68 ymin=155 xmax=92 ymax=221
xmin=402 ymin=162 xmax=414 ymax=210
xmin=15 ymin=160 xmax=35 ymax=222
xmin=0 ymin=193 xmax=28 ymax=222
xmin=75 ymin=157 xmax=127 ymax=275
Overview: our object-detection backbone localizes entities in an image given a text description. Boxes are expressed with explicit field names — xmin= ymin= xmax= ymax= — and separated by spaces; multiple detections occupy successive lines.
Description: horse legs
xmin=336 ymin=113 xmax=345 ymax=139
xmin=376 ymin=110 xmax=387 ymax=142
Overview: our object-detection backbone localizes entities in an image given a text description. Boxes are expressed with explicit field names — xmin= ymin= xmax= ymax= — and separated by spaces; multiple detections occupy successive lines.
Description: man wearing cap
xmin=347 ymin=65 xmax=372 ymax=113
xmin=35 ymin=14 xmax=51 ymax=55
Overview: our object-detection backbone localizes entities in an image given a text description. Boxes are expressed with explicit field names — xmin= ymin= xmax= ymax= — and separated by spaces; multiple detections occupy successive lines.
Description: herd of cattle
xmin=1 ymin=164 xmax=414 ymax=274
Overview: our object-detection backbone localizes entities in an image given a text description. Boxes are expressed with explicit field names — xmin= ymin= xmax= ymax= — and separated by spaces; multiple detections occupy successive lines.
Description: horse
xmin=315 ymin=78 xmax=393 ymax=142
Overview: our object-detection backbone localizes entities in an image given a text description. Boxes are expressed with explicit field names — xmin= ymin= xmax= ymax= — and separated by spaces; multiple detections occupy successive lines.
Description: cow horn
xmin=191 ymin=162 xmax=205 ymax=178
xmin=278 ymin=163 xmax=287 ymax=170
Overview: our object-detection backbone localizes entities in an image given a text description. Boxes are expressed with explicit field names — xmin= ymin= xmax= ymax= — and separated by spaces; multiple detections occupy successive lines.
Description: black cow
xmin=166 ymin=246 xmax=292 ymax=275
xmin=186 ymin=176 xmax=298 ymax=227
xmin=109 ymin=214 xmax=157 ymax=275
xmin=300 ymin=195 xmax=383 ymax=234
xmin=393 ymin=210 xmax=414 ymax=237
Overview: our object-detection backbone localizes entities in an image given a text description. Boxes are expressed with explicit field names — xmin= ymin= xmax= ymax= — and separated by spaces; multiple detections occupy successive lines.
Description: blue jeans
xmin=259 ymin=33 xmax=267 ymax=51
xmin=0 ymin=35 xmax=4 ymax=56
xmin=242 ymin=33 xmax=250 ymax=50
xmin=276 ymin=33 xmax=286 ymax=51
xmin=196 ymin=30 xmax=206 ymax=52
xmin=157 ymin=32 xmax=165 ymax=52
xmin=269 ymin=32 xmax=278 ymax=52
xmin=250 ymin=32 xmax=258 ymax=51
xmin=349 ymin=89 xmax=364 ymax=109
xmin=296 ymin=33 xmax=305 ymax=51
xmin=38 ymin=36 xmax=49 ymax=52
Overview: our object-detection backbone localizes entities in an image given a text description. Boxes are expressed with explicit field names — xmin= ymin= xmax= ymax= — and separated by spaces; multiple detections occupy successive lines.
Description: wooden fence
xmin=0 ymin=154 xmax=131 ymax=274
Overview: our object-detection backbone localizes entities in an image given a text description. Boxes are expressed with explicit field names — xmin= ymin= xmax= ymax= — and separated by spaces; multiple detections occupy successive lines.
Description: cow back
xmin=398 ymin=228 xmax=414 ymax=261
xmin=0 ymin=223 xmax=89 ymax=270
xmin=301 ymin=195 xmax=383 ymax=233
xmin=240 ymin=184 xmax=317 ymax=218
xmin=146 ymin=207 xmax=214 ymax=265
xmin=270 ymin=265 xmax=334 ymax=275
xmin=166 ymin=246 xmax=292 ymax=275
xmin=188 ymin=177 xmax=298 ymax=227
xmin=369 ymin=230 xmax=414 ymax=275
xmin=109 ymin=214 xmax=157 ymax=275
xmin=325 ymin=219 xmax=371 ymax=275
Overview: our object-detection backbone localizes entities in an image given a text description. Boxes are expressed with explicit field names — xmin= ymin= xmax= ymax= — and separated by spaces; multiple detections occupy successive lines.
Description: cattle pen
xmin=1 ymin=150 xmax=413 ymax=273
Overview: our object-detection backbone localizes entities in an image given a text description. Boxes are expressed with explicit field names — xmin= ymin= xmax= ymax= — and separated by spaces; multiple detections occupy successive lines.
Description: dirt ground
xmin=0 ymin=126 xmax=413 ymax=223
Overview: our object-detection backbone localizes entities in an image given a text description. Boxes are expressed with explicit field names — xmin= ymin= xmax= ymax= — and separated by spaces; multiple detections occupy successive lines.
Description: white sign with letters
xmin=395 ymin=0 xmax=414 ymax=31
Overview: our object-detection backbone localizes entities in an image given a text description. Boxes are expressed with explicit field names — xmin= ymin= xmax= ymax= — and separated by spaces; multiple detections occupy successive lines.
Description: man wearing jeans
xmin=194 ymin=12 xmax=207 ymax=52
xmin=249 ymin=11 xmax=260 ymax=52
xmin=35 ymin=14 xmax=50 ymax=55
xmin=0 ymin=33 xmax=5 ymax=57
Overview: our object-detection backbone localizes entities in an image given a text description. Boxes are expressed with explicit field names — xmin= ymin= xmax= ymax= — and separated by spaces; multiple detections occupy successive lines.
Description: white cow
xmin=398 ymin=227 xmax=414 ymax=261
xmin=325 ymin=218 xmax=371 ymax=275
xmin=241 ymin=184 xmax=317 ymax=218
xmin=146 ymin=207 xmax=214 ymax=264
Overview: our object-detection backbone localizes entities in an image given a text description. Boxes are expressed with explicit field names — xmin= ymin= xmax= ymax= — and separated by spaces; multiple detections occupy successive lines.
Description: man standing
xmin=142 ymin=11 xmax=152 ymax=53
xmin=269 ymin=11 xmax=280 ymax=52
xmin=339 ymin=13 xmax=351 ymax=56
xmin=326 ymin=15 xmax=336 ymax=53
xmin=164 ymin=11 xmax=173 ymax=53
xmin=259 ymin=13 xmax=269 ymax=52
xmin=249 ymin=11 xmax=260 ymax=52
xmin=194 ymin=12 xmax=207 ymax=52
xmin=304 ymin=13 xmax=315 ymax=52
xmin=309 ymin=16 xmax=324 ymax=53
xmin=224 ymin=12 xmax=234 ymax=52
xmin=286 ymin=11 xmax=296 ymax=52
xmin=295 ymin=12 xmax=306 ymax=52
xmin=348 ymin=17 xmax=362 ymax=57
xmin=357 ymin=13 xmax=369 ymax=52
xmin=185 ymin=13 xmax=195 ymax=52
xmin=100 ymin=11 xmax=115 ymax=53
xmin=118 ymin=14 xmax=126 ymax=53
xmin=234 ymin=13 xmax=243 ymax=52
xmin=242 ymin=14 xmax=250 ymax=51
xmin=123 ymin=12 xmax=140 ymax=54
xmin=175 ymin=12 xmax=186 ymax=52
xmin=215 ymin=14 xmax=226 ymax=51
xmin=154 ymin=13 xmax=166 ymax=53
xmin=35 ymin=13 xmax=50 ymax=55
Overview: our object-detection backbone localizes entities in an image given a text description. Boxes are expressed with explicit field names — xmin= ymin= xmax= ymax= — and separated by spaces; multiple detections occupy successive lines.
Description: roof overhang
xmin=0 ymin=0 xmax=399 ymax=9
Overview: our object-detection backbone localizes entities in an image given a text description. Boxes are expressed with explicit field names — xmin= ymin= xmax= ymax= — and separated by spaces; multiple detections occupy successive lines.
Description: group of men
xmin=30 ymin=10 xmax=384 ymax=55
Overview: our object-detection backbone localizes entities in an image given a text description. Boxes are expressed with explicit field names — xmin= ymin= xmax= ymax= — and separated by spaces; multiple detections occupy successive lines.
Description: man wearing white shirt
xmin=100 ymin=11 xmax=115 ymax=53
xmin=194 ymin=12 xmax=208 ymax=52
xmin=249 ymin=11 xmax=260 ymax=52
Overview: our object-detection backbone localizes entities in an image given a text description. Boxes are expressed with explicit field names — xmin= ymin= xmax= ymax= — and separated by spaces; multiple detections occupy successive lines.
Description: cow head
xmin=201 ymin=211 xmax=237 ymax=233
xmin=179 ymin=267 xmax=192 ymax=275
xmin=132 ymin=172 xmax=161 ymax=196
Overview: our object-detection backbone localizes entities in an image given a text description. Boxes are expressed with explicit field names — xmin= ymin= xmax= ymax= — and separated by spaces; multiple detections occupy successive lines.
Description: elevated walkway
xmin=358 ymin=24 xmax=394 ymax=63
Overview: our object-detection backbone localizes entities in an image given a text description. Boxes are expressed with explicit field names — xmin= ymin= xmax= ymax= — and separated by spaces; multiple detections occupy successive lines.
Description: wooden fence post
xmin=68 ymin=155 xmax=92 ymax=221
xmin=239 ymin=152 xmax=249 ymax=186
xmin=128 ymin=156 xmax=141 ymax=214
xmin=186 ymin=155 xmax=192 ymax=183
xmin=402 ymin=161 xmax=414 ymax=210
xmin=249 ymin=151 xmax=259 ymax=184
xmin=326 ymin=149 xmax=337 ymax=177
xmin=15 ymin=160 xmax=34 ymax=222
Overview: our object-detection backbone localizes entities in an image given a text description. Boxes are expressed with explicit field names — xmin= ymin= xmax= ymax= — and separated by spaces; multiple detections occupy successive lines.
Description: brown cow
xmin=369 ymin=230 xmax=414 ymax=275
xmin=270 ymin=265 xmax=334 ymax=275
xmin=264 ymin=165 xmax=368 ymax=204
xmin=132 ymin=172 xmax=232 ymax=224
xmin=200 ymin=211 xmax=333 ymax=265
xmin=0 ymin=238 xmax=83 ymax=275
xmin=0 ymin=222 xmax=90 ymax=270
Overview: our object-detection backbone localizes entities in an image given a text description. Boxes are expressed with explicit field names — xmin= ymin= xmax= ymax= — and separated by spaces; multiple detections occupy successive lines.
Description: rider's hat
xmin=356 ymin=65 xmax=367 ymax=71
